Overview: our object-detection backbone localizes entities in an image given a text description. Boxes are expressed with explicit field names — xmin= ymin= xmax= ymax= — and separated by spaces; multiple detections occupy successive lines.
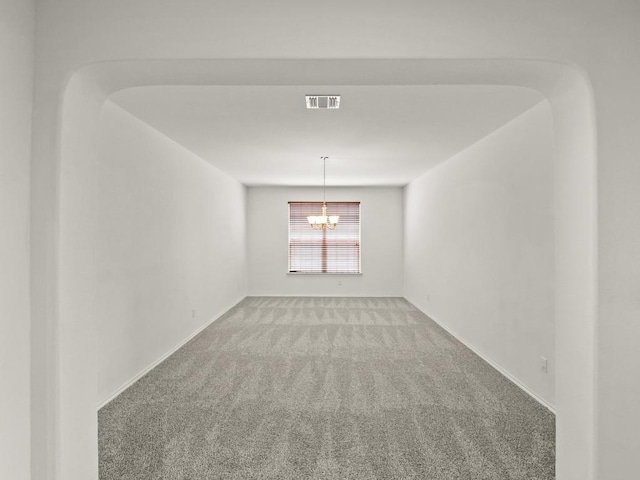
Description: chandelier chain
xmin=322 ymin=156 xmax=327 ymax=204
xmin=307 ymin=156 xmax=338 ymax=230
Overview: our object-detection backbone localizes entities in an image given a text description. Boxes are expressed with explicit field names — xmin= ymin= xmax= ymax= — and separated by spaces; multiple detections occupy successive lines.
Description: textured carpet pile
xmin=99 ymin=297 xmax=555 ymax=479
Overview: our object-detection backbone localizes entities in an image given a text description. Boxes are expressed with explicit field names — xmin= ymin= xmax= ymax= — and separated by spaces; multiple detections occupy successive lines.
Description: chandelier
xmin=307 ymin=156 xmax=339 ymax=230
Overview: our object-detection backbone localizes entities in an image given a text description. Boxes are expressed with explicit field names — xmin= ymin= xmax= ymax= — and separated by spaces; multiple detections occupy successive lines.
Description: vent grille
xmin=306 ymin=95 xmax=340 ymax=109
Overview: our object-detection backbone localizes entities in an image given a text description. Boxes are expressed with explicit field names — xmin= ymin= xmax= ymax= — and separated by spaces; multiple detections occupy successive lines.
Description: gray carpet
xmin=99 ymin=297 xmax=555 ymax=479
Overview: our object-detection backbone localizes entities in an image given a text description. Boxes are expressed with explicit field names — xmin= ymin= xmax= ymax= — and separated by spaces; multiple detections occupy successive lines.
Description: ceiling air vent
xmin=306 ymin=95 xmax=340 ymax=109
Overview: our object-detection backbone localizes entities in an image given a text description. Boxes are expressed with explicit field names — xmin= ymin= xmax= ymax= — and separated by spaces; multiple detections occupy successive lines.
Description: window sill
xmin=287 ymin=272 xmax=362 ymax=276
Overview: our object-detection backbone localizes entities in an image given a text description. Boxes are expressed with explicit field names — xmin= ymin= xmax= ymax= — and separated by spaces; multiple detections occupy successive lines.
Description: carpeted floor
xmin=98 ymin=297 xmax=555 ymax=479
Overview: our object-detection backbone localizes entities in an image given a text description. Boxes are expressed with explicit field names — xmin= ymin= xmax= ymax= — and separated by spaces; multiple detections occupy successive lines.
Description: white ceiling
xmin=110 ymin=85 xmax=544 ymax=186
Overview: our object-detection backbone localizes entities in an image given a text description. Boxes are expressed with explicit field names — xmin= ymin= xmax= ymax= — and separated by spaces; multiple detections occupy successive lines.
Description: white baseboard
xmin=406 ymin=298 xmax=556 ymax=415
xmin=97 ymin=296 xmax=245 ymax=410
xmin=247 ymin=294 xmax=404 ymax=298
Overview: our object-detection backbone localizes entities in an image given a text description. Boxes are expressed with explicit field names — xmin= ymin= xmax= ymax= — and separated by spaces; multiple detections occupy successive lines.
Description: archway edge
xmin=53 ymin=58 xmax=597 ymax=480
xmin=69 ymin=57 xmax=588 ymax=94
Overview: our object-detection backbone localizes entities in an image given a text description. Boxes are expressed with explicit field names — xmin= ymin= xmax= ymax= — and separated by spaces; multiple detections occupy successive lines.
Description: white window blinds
xmin=288 ymin=202 xmax=361 ymax=274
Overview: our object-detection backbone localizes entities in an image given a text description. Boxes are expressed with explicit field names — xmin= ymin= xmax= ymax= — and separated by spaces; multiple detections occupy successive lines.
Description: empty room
xmin=4 ymin=1 xmax=640 ymax=480
xmin=91 ymin=81 xmax=557 ymax=479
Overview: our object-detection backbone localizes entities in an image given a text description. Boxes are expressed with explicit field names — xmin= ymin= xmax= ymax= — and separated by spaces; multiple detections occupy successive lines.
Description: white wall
xmin=248 ymin=187 xmax=403 ymax=297
xmin=49 ymin=61 xmax=596 ymax=480
xmin=30 ymin=0 xmax=640 ymax=477
xmin=94 ymin=101 xmax=247 ymax=404
xmin=404 ymin=101 xmax=555 ymax=406
xmin=0 ymin=1 xmax=34 ymax=479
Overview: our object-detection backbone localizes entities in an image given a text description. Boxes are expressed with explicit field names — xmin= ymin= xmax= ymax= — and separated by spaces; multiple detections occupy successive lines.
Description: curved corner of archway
xmin=55 ymin=64 xmax=114 ymax=480
xmin=538 ymin=61 xmax=599 ymax=480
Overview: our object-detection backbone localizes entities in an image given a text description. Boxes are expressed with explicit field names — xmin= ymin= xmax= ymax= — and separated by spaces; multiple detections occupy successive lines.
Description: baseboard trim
xmin=97 ymin=296 xmax=245 ymax=410
xmin=247 ymin=294 xmax=405 ymax=298
xmin=406 ymin=298 xmax=556 ymax=415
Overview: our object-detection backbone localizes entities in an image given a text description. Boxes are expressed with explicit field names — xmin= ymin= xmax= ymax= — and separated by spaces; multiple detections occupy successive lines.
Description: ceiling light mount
xmin=306 ymin=95 xmax=340 ymax=109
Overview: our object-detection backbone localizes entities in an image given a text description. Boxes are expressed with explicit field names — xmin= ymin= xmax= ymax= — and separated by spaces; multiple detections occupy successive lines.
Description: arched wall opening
xmin=48 ymin=59 xmax=597 ymax=479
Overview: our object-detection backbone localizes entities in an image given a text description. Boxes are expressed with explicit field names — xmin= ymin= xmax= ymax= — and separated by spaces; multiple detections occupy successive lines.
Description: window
xmin=288 ymin=202 xmax=361 ymax=274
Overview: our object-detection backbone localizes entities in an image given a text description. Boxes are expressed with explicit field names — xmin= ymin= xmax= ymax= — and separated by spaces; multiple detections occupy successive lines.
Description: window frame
xmin=287 ymin=201 xmax=362 ymax=275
